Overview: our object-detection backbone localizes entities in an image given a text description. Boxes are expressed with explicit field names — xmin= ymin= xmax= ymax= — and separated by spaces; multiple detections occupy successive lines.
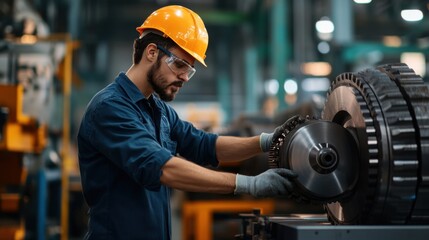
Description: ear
xmin=145 ymin=43 xmax=158 ymax=62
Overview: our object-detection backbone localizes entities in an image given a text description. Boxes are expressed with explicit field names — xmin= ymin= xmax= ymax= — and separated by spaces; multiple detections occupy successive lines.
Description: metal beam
xmin=270 ymin=0 xmax=290 ymax=110
xmin=332 ymin=0 xmax=354 ymax=44
xmin=342 ymin=42 xmax=429 ymax=62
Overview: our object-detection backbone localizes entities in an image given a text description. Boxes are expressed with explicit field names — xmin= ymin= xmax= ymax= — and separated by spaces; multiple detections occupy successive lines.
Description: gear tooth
xmin=322 ymin=64 xmax=429 ymax=225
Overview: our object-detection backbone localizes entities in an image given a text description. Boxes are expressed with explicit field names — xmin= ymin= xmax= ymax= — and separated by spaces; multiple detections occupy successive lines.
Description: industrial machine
xmin=0 ymin=83 xmax=47 ymax=239
xmin=0 ymin=37 xmax=74 ymax=239
xmin=1 ymin=1 xmax=76 ymax=238
xmin=237 ymin=63 xmax=429 ymax=239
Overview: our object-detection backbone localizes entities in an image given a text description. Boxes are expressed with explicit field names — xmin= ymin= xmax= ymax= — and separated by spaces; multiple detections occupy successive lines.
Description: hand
xmin=234 ymin=168 xmax=298 ymax=198
xmin=259 ymin=115 xmax=303 ymax=152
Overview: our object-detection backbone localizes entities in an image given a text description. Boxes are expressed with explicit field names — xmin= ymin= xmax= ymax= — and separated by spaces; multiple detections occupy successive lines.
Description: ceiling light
xmin=401 ymin=52 xmax=426 ymax=77
xmin=401 ymin=9 xmax=423 ymax=22
xmin=302 ymin=78 xmax=331 ymax=92
xmin=315 ymin=17 xmax=334 ymax=34
xmin=382 ymin=36 xmax=402 ymax=47
xmin=301 ymin=62 xmax=332 ymax=76
xmin=354 ymin=0 xmax=372 ymax=4
xmin=265 ymin=79 xmax=279 ymax=95
xmin=284 ymin=79 xmax=298 ymax=95
xmin=317 ymin=41 xmax=330 ymax=54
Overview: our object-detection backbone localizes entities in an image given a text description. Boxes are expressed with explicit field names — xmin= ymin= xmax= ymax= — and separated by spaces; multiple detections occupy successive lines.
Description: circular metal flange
xmin=277 ymin=119 xmax=359 ymax=202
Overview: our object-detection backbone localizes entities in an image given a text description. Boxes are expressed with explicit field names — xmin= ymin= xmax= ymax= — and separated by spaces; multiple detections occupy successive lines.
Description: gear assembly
xmin=237 ymin=63 xmax=429 ymax=240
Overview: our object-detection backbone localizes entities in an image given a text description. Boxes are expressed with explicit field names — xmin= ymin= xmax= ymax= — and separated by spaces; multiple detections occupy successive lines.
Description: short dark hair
xmin=133 ymin=32 xmax=177 ymax=64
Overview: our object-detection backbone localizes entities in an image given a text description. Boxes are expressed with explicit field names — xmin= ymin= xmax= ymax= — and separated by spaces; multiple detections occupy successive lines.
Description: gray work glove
xmin=259 ymin=115 xmax=302 ymax=152
xmin=234 ymin=168 xmax=298 ymax=198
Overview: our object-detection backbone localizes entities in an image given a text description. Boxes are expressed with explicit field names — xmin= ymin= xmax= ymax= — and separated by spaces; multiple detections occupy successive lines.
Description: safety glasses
xmin=157 ymin=45 xmax=196 ymax=80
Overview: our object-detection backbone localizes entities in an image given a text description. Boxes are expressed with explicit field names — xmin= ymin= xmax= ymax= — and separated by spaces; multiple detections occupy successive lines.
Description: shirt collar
xmin=116 ymin=72 xmax=164 ymax=110
xmin=116 ymin=72 xmax=146 ymax=103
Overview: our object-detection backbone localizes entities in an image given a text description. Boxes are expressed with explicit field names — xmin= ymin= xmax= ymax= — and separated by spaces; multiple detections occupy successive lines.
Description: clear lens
xmin=165 ymin=56 xmax=196 ymax=79
xmin=157 ymin=45 xmax=196 ymax=80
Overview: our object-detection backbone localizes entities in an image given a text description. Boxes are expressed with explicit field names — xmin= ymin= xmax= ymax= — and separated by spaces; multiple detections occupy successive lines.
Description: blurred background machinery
xmin=0 ymin=1 xmax=76 ymax=239
xmin=1 ymin=0 xmax=429 ymax=239
xmin=0 ymin=38 xmax=75 ymax=240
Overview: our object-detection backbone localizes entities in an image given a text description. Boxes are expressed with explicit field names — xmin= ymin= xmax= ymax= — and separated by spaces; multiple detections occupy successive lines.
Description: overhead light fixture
xmin=317 ymin=41 xmax=331 ymax=54
xmin=315 ymin=17 xmax=334 ymax=41
xmin=354 ymin=0 xmax=372 ymax=4
xmin=301 ymin=62 xmax=332 ymax=76
xmin=401 ymin=9 xmax=423 ymax=22
xmin=301 ymin=78 xmax=331 ymax=92
xmin=382 ymin=36 xmax=402 ymax=47
xmin=284 ymin=79 xmax=298 ymax=95
xmin=265 ymin=79 xmax=279 ymax=95
xmin=401 ymin=52 xmax=426 ymax=77
xmin=315 ymin=17 xmax=334 ymax=34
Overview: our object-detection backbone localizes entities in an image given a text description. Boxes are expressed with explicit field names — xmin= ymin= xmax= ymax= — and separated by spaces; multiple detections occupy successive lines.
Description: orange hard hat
xmin=136 ymin=5 xmax=209 ymax=67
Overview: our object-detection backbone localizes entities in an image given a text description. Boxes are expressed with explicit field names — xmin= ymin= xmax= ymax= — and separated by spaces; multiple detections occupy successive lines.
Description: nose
xmin=178 ymin=72 xmax=190 ymax=82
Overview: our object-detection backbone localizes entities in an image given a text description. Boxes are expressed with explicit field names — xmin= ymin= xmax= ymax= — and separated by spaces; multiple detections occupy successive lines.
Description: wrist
xmin=259 ymin=132 xmax=273 ymax=152
xmin=234 ymin=174 xmax=250 ymax=195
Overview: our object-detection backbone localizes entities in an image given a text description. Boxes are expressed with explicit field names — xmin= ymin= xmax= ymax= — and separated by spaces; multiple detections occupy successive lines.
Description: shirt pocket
xmin=164 ymin=139 xmax=177 ymax=155
xmin=160 ymin=115 xmax=177 ymax=155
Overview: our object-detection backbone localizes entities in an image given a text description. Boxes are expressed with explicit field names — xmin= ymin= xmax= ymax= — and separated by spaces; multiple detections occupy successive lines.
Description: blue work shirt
xmin=77 ymin=72 xmax=219 ymax=240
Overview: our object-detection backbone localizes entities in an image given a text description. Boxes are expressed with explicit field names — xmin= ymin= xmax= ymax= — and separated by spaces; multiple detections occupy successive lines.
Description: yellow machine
xmin=0 ymin=35 xmax=75 ymax=240
xmin=0 ymin=84 xmax=47 ymax=239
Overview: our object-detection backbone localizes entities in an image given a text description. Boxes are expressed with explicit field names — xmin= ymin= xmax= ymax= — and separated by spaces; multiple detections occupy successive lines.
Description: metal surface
xmin=269 ymin=216 xmax=429 ymax=240
xmin=237 ymin=213 xmax=429 ymax=240
xmin=268 ymin=63 xmax=429 ymax=225
xmin=323 ymin=64 xmax=429 ymax=225
xmin=275 ymin=119 xmax=359 ymax=202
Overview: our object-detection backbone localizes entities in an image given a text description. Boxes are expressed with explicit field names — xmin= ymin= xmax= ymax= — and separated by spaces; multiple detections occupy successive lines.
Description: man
xmin=77 ymin=5 xmax=296 ymax=240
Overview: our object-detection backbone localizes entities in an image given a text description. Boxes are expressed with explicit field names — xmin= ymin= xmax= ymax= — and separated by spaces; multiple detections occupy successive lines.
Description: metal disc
xmin=322 ymin=82 xmax=373 ymax=224
xmin=278 ymin=120 xmax=359 ymax=201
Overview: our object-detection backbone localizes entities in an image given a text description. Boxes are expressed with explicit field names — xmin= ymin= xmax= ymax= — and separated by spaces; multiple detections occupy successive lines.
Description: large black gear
xmin=268 ymin=63 xmax=429 ymax=225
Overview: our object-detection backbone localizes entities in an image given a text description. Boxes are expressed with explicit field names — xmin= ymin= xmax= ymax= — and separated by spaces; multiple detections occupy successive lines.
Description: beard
xmin=147 ymin=59 xmax=183 ymax=102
